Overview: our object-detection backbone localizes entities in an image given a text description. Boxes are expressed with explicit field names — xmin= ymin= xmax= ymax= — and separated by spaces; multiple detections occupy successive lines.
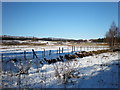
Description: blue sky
xmin=2 ymin=2 xmax=118 ymax=39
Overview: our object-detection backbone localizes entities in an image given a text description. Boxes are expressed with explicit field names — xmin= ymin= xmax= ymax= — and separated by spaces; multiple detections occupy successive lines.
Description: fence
xmin=1 ymin=45 xmax=109 ymax=60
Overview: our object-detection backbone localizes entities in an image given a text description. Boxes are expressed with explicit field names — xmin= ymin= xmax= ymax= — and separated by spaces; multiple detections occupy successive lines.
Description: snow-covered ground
xmin=0 ymin=45 xmax=109 ymax=60
xmin=1 ymin=45 xmax=119 ymax=88
xmin=1 ymin=40 xmax=57 ymax=45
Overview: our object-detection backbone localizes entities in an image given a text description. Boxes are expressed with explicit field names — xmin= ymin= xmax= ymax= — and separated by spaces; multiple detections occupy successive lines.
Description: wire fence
xmin=1 ymin=46 xmax=108 ymax=60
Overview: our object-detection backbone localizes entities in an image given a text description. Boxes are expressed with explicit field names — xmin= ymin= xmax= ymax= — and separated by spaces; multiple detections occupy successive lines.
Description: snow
xmin=1 ymin=48 xmax=119 ymax=88
xmin=0 ymin=43 xmax=119 ymax=88
xmin=0 ymin=45 xmax=109 ymax=60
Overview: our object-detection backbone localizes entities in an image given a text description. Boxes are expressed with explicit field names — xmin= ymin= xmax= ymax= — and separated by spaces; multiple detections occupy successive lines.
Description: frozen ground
xmin=1 ymin=46 xmax=119 ymax=88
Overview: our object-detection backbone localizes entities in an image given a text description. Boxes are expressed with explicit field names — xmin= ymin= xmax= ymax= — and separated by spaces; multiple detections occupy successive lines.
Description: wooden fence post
xmin=32 ymin=49 xmax=38 ymax=59
xmin=87 ymin=46 xmax=88 ymax=50
xmin=1 ymin=54 xmax=3 ymax=88
xmin=59 ymin=47 xmax=60 ymax=54
xmin=68 ymin=47 xmax=69 ymax=54
xmin=49 ymin=50 xmax=51 ymax=55
xmin=18 ymin=59 xmax=22 ymax=88
xmin=1 ymin=54 xmax=3 ymax=62
xmin=77 ymin=46 xmax=78 ymax=51
xmin=44 ymin=49 xmax=45 ymax=57
xmin=73 ymin=46 xmax=75 ymax=51
xmin=80 ymin=46 xmax=82 ymax=51
xmin=72 ymin=46 xmax=73 ymax=53
xmin=57 ymin=49 xmax=58 ymax=54
xmin=62 ymin=47 xmax=64 ymax=53
xmin=24 ymin=51 xmax=26 ymax=60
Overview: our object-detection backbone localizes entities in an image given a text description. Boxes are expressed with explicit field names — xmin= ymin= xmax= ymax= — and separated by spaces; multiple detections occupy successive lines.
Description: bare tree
xmin=105 ymin=22 xmax=120 ymax=48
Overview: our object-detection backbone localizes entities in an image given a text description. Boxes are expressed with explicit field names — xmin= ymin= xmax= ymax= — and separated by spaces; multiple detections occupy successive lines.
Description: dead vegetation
xmin=64 ymin=49 xmax=120 ymax=60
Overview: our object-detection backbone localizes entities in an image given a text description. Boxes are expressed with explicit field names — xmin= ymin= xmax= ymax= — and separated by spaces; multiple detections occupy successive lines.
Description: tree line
xmin=1 ymin=35 xmax=105 ymax=43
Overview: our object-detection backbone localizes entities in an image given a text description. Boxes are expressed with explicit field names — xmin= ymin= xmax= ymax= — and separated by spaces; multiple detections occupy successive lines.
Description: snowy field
xmin=0 ymin=45 xmax=119 ymax=88
xmin=0 ymin=45 xmax=109 ymax=60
